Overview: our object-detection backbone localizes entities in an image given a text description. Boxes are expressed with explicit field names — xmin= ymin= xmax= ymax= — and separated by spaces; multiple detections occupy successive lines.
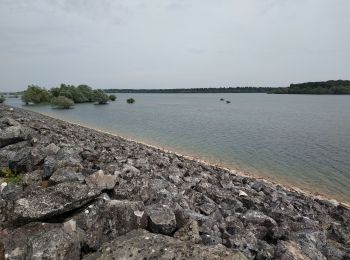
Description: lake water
xmin=5 ymin=94 xmax=350 ymax=202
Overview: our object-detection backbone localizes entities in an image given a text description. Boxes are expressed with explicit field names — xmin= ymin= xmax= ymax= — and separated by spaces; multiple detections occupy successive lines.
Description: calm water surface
xmin=6 ymin=94 xmax=350 ymax=202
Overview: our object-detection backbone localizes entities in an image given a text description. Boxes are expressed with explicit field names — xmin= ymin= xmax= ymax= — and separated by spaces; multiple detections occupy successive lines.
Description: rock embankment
xmin=0 ymin=104 xmax=349 ymax=260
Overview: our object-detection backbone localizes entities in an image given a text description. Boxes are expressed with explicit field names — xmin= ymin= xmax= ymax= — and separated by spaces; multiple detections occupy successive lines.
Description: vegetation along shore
xmin=0 ymin=104 xmax=349 ymax=259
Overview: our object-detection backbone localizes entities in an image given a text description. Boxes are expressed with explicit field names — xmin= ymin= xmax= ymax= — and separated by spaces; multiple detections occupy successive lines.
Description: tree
xmin=126 ymin=98 xmax=135 ymax=104
xmin=51 ymin=96 xmax=74 ymax=109
xmin=93 ymin=89 xmax=109 ymax=104
xmin=109 ymin=95 xmax=117 ymax=101
xmin=21 ymin=85 xmax=51 ymax=104
xmin=0 ymin=95 xmax=5 ymax=103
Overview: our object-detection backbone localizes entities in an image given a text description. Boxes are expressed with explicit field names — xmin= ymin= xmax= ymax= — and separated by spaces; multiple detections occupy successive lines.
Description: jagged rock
xmin=174 ymin=219 xmax=201 ymax=243
xmin=43 ymin=155 xmax=58 ymax=179
xmin=49 ymin=167 xmax=84 ymax=185
xmin=22 ymin=170 xmax=42 ymax=186
xmin=0 ymin=125 xmax=32 ymax=148
xmin=83 ymin=229 xmax=247 ymax=260
xmin=239 ymin=190 xmax=248 ymax=197
xmin=73 ymin=198 xmax=148 ymax=250
xmin=275 ymin=241 xmax=310 ymax=260
xmin=0 ymin=222 xmax=80 ymax=260
xmin=0 ymin=183 xmax=23 ymax=202
xmin=85 ymin=170 xmax=117 ymax=190
xmin=147 ymin=205 xmax=177 ymax=235
xmin=243 ymin=210 xmax=277 ymax=227
xmin=10 ymin=182 xmax=101 ymax=225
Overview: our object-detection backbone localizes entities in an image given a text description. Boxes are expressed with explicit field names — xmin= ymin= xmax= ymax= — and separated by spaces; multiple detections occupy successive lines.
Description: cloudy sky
xmin=1 ymin=0 xmax=349 ymax=91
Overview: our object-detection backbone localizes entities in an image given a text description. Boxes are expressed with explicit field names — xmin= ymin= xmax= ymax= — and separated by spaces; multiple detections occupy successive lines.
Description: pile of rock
xmin=0 ymin=104 xmax=349 ymax=259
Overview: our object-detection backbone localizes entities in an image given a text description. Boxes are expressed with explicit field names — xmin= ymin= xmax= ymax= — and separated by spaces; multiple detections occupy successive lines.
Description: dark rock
xmin=43 ymin=155 xmax=58 ymax=179
xmin=174 ymin=219 xmax=201 ymax=243
xmin=11 ymin=182 xmax=101 ymax=225
xmin=49 ymin=167 xmax=85 ymax=185
xmin=0 ymin=222 xmax=80 ymax=260
xmin=73 ymin=198 xmax=148 ymax=250
xmin=147 ymin=205 xmax=177 ymax=235
xmin=0 ymin=125 xmax=33 ymax=148
xmin=83 ymin=229 xmax=247 ymax=260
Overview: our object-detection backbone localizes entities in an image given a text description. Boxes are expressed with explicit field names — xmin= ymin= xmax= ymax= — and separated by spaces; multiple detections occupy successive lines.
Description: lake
xmin=5 ymin=94 xmax=350 ymax=202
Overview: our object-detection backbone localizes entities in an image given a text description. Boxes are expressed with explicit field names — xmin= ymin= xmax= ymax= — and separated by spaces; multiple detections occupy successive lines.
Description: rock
xmin=44 ymin=143 xmax=60 ymax=156
xmin=174 ymin=220 xmax=201 ymax=243
xmin=22 ymin=170 xmax=42 ymax=186
xmin=73 ymin=199 xmax=148 ymax=250
xmin=83 ymin=229 xmax=247 ymax=260
xmin=11 ymin=182 xmax=101 ymax=225
xmin=147 ymin=205 xmax=177 ymax=235
xmin=275 ymin=241 xmax=311 ymax=260
xmin=85 ymin=170 xmax=117 ymax=190
xmin=49 ymin=167 xmax=84 ymax=185
xmin=0 ymin=182 xmax=7 ymax=194
xmin=243 ymin=210 xmax=277 ymax=227
xmin=0 ymin=222 xmax=80 ymax=260
xmin=239 ymin=190 xmax=248 ymax=197
xmin=63 ymin=219 xmax=77 ymax=233
xmin=0 ymin=125 xmax=32 ymax=148
xmin=199 ymin=202 xmax=217 ymax=216
xmin=43 ymin=156 xmax=58 ymax=179
xmin=0 ymin=183 xmax=23 ymax=201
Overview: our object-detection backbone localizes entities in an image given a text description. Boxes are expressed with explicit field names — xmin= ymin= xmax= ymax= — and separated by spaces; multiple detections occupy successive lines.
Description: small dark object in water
xmin=220 ymin=98 xmax=224 ymax=101
xmin=226 ymin=100 xmax=231 ymax=104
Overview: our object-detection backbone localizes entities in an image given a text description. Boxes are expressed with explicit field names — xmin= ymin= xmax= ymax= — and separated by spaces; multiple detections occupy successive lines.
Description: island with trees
xmin=270 ymin=80 xmax=350 ymax=94
xmin=20 ymin=84 xmax=113 ymax=108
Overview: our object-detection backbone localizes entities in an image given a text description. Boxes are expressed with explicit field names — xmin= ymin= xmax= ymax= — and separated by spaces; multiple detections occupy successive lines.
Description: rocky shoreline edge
xmin=0 ymin=104 xmax=349 ymax=259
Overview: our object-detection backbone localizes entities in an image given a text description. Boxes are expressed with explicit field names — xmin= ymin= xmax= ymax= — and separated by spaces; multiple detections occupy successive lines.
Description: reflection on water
xmin=6 ymin=93 xmax=350 ymax=202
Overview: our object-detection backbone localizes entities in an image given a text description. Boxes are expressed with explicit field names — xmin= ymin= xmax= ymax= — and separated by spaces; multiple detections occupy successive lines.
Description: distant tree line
xmin=21 ymin=84 xmax=114 ymax=108
xmin=271 ymin=80 xmax=350 ymax=95
xmin=104 ymin=87 xmax=274 ymax=94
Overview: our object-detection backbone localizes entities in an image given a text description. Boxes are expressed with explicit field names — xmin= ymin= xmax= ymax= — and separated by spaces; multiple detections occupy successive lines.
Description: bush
xmin=93 ymin=89 xmax=109 ymax=104
xmin=126 ymin=98 xmax=135 ymax=104
xmin=51 ymin=96 xmax=74 ymax=109
xmin=22 ymin=85 xmax=51 ymax=104
xmin=109 ymin=95 xmax=117 ymax=101
xmin=0 ymin=95 xmax=5 ymax=103
xmin=1 ymin=167 xmax=21 ymax=184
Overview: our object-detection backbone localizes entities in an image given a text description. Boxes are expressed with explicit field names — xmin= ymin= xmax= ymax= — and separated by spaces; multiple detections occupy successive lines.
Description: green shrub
xmin=93 ymin=89 xmax=109 ymax=104
xmin=1 ymin=167 xmax=22 ymax=184
xmin=51 ymin=96 xmax=75 ymax=109
xmin=0 ymin=95 xmax=5 ymax=103
xmin=22 ymin=85 xmax=51 ymax=104
xmin=109 ymin=95 xmax=117 ymax=101
xmin=126 ymin=98 xmax=135 ymax=104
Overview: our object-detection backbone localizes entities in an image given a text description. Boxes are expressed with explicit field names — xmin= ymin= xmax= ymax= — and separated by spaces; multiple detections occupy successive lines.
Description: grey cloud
xmin=0 ymin=0 xmax=350 ymax=91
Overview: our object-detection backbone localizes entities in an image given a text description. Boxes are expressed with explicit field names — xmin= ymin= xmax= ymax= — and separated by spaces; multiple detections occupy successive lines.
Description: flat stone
xmin=83 ymin=229 xmax=247 ymax=260
xmin=11 ymin=182 xmax=101 ymax=224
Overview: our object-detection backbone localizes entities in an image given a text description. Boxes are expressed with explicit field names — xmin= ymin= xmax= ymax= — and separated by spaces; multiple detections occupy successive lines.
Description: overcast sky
xmin=1 ymin=0 xmax=349 ymax=91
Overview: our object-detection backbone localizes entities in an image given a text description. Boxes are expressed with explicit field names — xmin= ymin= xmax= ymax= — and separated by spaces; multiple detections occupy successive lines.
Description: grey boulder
xmin=83 ymin=229 xmax=247 ymax=260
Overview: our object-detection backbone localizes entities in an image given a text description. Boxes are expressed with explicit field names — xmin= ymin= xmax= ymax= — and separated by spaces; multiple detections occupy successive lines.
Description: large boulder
xmin=10 ymin=182 xmax=101 ymax=225
xmin=73 ymin=198 xmax=148 ymax=250
xmin=0 ymin=125 xmax=33 ymax=148
xmin=83 ymin=229 xmax=247 ymax=260
xmin=146 ymin=205 xmax=177 ymax=235
xmin=0 ymin=222 xmax=80 ymax=260
xmin=49 ymin=167 xmax=84 ymax=185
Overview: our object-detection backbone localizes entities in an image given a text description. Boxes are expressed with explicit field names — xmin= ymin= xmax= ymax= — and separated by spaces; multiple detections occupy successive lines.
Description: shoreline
xmin=1 ymin=103 xmax=350 ymax=259
xmin=6 ymin=104 xmax=350 ymax=208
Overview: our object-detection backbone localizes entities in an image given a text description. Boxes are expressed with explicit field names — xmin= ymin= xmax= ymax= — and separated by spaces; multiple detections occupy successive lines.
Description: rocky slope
xmin=0 ymin=104 xmax=349 ymax=260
